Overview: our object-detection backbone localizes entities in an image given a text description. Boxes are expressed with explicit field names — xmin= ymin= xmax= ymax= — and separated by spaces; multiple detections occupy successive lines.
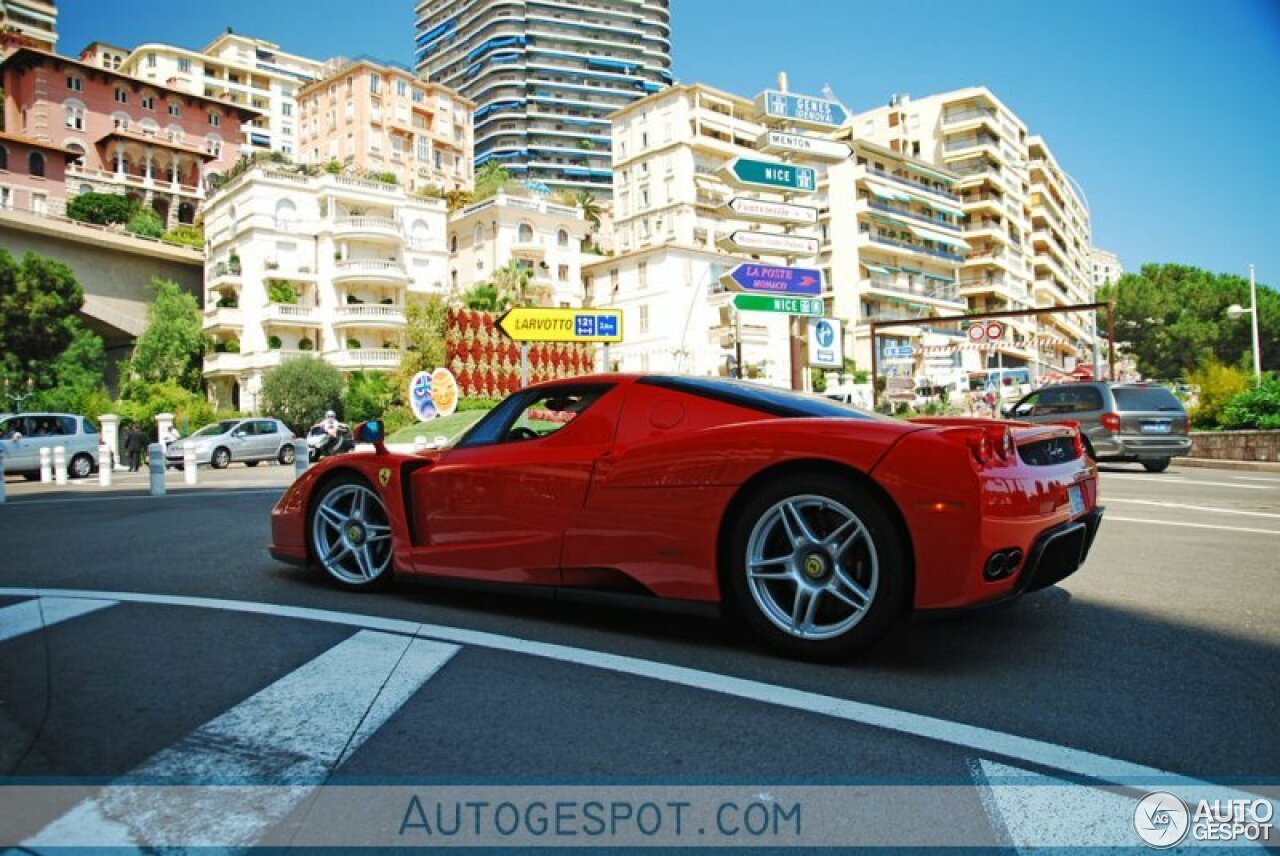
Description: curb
xmin=1176 ymin=457 xmax=1280 ymax=473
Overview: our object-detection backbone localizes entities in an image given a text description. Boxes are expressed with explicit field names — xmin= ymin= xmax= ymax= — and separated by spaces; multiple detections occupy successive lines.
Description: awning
xmin=866 ymin=181 xmax=911 ymax=202
xmin=923 ymin=273 xmax=956 ymax=283
xmin=909 ymin=223 xmax=971 ymax=250
xmin=925 ymin=200 xmax=966 ymax=218
xmin=862 ymin=263 xmax=894 ymax=276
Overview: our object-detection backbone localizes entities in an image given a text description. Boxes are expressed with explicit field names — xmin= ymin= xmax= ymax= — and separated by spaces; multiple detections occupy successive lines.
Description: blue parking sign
xmin=575 ymin=315 xmax=597 ymax=337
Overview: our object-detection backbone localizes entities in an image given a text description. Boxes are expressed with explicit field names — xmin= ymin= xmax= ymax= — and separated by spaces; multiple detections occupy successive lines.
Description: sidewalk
xmin=1177 ymin=457 xmax=1280 ymax=473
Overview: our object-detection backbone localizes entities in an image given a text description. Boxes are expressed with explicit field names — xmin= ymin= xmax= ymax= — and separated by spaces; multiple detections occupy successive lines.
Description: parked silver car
xmin=0 ymin=412 xmax=101 ymax=479
xmin=166 ymin=418 xmax=296 ymax=469
xmin=1005 ymin=381 xmax=1191 ymax=472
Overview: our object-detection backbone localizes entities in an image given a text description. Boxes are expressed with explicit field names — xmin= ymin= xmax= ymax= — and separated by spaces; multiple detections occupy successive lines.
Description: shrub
xmin=126 ymin=207 xmax=165 ymax=239
xmin=268 ymin=335 xmax=282 ymax=349
xmin=324 ymin=159 xmax=342 ymax=174
xmin=342 ymin=371 xmax=395 ymax=423
xmin=1219 ymin=377 xmax=1280 ymax=430
xmin=162 ymin=224 xmax=204 ymax=248
xmin=1188 ymin=360 xmax=1249 ymax=428
xmin=370 ymin=170 xmax=398 ymax=185
xmin=224 ymin=338 xmax=240 ymax=353
xmin=260 ymin=356 xmax=344 ymax=434
xmin=266 ymin=279 xmax=297 ymax=304
xmin=66 ymin=192 xmax=136 ymax=226
xmin=346 ymin=337 xmax=362 ymax=349
xmin=298 ymin=337 xmax=314 ymax=351
xmin=381 ymin=405 xmax=416 ymax=435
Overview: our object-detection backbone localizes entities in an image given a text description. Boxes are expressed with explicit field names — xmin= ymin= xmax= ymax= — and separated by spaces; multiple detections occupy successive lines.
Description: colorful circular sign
xmin=409 ymin=368 xmax=460 ymax=422
xmin=409 ymin=371 xmax=437 ymax=422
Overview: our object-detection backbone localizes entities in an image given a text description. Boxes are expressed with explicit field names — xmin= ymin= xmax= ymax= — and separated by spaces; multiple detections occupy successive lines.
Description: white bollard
xmin=39 ymin=446 xmax=52 ymax=483
xmin=183 ymin=445 xmax=198 ymax=485
xmin=293 ymin=439 xmax=308 ymax=479
xmin=413 ymin=435 xmax=428 ymax=452
xmin=148 ymin=442 xmax=166 ymax=497
xmin=99 ymin=444 xmax=112 ymax=487
xmin=54 ymin=445 xmax=68 ymax=485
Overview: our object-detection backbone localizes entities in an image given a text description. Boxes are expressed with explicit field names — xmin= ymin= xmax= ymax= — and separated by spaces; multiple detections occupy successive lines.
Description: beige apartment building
xmin=113 ymin=31 xmax=328 ymax=157
xmin=297 ymin=59 xmax=475 ymax=194
xmin=1091 ymin=247 xmax=1124 ymax=289
xmin=0 ymin=0 xmax=57 ymax=52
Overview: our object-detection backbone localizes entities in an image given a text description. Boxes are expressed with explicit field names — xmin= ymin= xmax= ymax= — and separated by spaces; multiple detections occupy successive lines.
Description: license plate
xmin=1068 ymin=484 xmax=1085 ymax=516
xmin=1142 ymin=422 xmax=1172 ymax=434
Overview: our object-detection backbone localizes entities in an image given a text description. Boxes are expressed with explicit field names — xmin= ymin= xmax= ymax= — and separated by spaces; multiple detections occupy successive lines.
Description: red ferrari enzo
xmin=270 ymin=375 xmax=1103 ymax=659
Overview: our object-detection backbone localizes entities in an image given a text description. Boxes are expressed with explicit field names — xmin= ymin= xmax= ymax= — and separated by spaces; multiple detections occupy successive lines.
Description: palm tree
xmin=574 ymin=190 xmax=602 ymax=233
xmin=492 ymin=260 xmax=534 ymax=307
xmin=461 ymin=284 xmax=509 ymax=312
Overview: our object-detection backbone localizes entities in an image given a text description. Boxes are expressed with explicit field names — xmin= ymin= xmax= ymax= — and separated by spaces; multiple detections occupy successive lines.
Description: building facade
xmin=296 ymin=58 xmax=474 ymax=193
xmin=115 ymin=31 xmax=327 ymax=157
xmin=0 ymin=130 xmax=76 ymax=214
xmin=200 ymin=163 xmax=449 ymax=412
xmin=1091 ymin=247 xmax=1123 ymax=288
xmin=0 ymin=0 xmax=56 ymax=52
xmin=413 ymin=0 xmax=672 ymax=196
xmin=448 ymin=188 xmax=587 ymax=304
xmin=0 ymin=47 xmax=255 ymax=223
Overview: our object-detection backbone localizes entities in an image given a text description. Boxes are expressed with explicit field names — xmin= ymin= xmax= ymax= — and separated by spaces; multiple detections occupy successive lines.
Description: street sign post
xmin=732 ymin=293 xmax=824 ymax=316
xmin=718 ymin=230 xmax=819 ymax=256
xmin=754 ymin=90 xmax=849 ymax=129
xmin=725 ymin=197 xmax=818 ymax=225
xmin=721 ymin=263 xmax=823 ymax=296
xmin=807 ymin=317 xmax=843 ymax=368
xmin=757 ymin=130 xmax=851 ymax=161
xmin=496 ymin=307 xmax=624 ymax=343
xmin=883 ymin=345 xmax=915 ymax=358
xmin=721 ymin=158 xmax=817 ymax=193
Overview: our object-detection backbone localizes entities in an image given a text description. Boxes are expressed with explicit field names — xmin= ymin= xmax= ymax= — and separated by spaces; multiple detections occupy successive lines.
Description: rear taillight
xmin=966 ymin=426 xmax=1015 ymax=466
xmin=1100 ymin=412 xmax=1121 ymax=432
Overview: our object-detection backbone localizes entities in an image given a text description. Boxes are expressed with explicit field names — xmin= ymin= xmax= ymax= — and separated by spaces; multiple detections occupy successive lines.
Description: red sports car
xmin=270 ymin=375 xmax=1103 ymax=659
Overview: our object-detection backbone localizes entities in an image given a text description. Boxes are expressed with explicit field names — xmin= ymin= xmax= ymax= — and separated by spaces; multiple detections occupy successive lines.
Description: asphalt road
xmin=1 ymin=460 xmax=1277 ymax=848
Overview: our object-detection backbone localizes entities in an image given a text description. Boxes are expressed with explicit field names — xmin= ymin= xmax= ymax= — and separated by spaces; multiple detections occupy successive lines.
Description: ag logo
xmin=378 ymin=467 xmax=391 ymax=488
xmin=1134 ymin=792 xmax=1189 ymax=848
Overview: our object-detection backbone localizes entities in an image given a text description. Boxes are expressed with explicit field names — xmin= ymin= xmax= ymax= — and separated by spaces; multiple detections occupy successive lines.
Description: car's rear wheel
xmin=69 ymin=453 xmax=93 ymax=479
xmin=211 ymin=447 xmax=231 ymax=469
xmin=279 ymin=444 xmax=296 ymax=465
xmin=725 ymin=475 xmax=907 ymax=660
xmin=309 ymin=475 xmax=394 ymax=589
xmin=1142 ymin=457 xmax=1171 ymax=473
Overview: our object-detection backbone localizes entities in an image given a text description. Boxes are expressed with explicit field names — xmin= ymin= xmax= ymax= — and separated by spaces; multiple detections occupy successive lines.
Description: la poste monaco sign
xmin=496 ymin=307 xmax=624 ymax=343
xmin=721 ymin=263 xmax=823 ymax=296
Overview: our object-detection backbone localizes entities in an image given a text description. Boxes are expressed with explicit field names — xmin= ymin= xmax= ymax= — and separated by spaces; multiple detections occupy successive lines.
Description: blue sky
xmin=59 ymin=0 xmax=1280 ymax=286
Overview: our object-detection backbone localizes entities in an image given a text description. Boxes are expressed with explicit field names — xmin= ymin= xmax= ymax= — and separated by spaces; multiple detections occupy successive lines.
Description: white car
xmin=166 ymin=418 xmax=296 ymax=469
xmin=0 ymin=412 xmax=101 ymax=479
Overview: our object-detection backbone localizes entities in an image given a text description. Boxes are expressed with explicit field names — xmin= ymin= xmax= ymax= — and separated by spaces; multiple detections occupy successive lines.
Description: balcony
xmin=263 ymin=303 xmax=320 ymax=326
xmin=333 ymin=304 xmax=407 ymax=328
xmin=332 ymin=259 xmax=409 ymax=284
xmin=203 ymin=352 xmax=246 ymax=375
xmin=865 ymin=200 xmax=963 ymax=232
xmin=333 ymin=216 xmax=400 ymax=241
xmin=202 ymin=306 xmax=243 ymax=332
xmin=864 ymin=167 xmax=961 ymax=202
xmin=941 ymin=107 xmax=999 ymax=133
xmin=863 ymin=277 xmax=964 ymax=307
xmin=328 ymin=349 xmax=402 ymax=370
xmin=866 ymin=233 xmax=965 ymax=263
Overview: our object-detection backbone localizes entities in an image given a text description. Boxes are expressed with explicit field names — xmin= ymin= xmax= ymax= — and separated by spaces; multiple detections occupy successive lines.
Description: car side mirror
xmin=353 ymin=420 xmax=386 ymax=453
xmin=231 ymin=429 xmax=245 ymax=438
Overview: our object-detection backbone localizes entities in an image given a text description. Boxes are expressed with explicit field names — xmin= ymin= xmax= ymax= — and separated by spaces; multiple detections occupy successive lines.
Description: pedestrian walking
xmin=124 ymin=423 xmax=144 ymax=472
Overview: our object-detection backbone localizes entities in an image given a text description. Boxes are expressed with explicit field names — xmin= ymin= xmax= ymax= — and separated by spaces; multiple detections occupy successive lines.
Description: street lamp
xmin=1226 ymin=263 xmax=1263 ymax=385
xmin=4 ymin=377 xmax=34 ymax=411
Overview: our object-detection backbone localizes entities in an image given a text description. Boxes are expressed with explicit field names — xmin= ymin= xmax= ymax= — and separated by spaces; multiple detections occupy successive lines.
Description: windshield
xmin=1112 ymin=386 xmax=1184 ymax=412
xmin=192 ymin=420 xmax=241 ymax=437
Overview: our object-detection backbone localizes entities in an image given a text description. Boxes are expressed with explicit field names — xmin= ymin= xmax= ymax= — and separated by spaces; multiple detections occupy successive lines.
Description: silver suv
xmin=166 ymin=418 xmax=296 ymax=469
xmin=1005 ymin=382 xmax=1191 ymax=472
xmin=0 ymin=412 xmax=101 ymax=479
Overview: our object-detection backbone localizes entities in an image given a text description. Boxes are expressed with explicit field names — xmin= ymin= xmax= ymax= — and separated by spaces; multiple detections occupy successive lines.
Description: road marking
xmin=0 ymin=587 xmax=1262 ymax=801
xmin=1234 ymin=476 xmax=1280 ymax=483
xmin=1107 ymin=515 xmax=1279 ymax=536
xmin=1106 ymin=498 xmax=1280 ymax=519
xmin=1104 ymin=475 xmax=1269 ymax=490
xmin=972 ymin=759 xmax=1137 ymax=849
xmin=0 ymin=596 xmax=117 ymax=642
xmin=0 ymin=488 xmax=285 ymax=506
xmin=23 ymin=629 xmax=457 ymax=848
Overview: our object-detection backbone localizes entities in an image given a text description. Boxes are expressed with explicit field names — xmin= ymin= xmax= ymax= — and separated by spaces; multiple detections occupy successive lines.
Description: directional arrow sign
xmin=496 ymin=307 xmax=623 ymax=343
xmin=755 ymin=89 xmax=849 ymax=128
xmin=721 ymin=158 xmax=817 ymax=194
xmin=725 ymin=197 xmax=818 ymax=225
xmin=732 ymin=293 xmax=824 ymax=316
xmin=718 ymin=230 xmax=819 ymax=256
xmin=721 ymin=263 xmax=823 ymax=296
xmin=757 ymin=130 xmax=851 ymax=161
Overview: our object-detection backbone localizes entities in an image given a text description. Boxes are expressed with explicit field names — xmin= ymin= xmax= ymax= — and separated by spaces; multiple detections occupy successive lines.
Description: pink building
xmin=0 ymin=130 xmax=76 ymax=214
xmin=297 ymin=59 xmax=474 ymax=194
xmin=0 ymin=46 xmax=258 ymax=224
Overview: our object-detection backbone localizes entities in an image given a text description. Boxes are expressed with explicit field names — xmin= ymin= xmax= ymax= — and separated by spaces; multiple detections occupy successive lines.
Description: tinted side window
xmin=57 ymin=416 xmax=77 ymax=435
xmin=0 ymin=416 xmax=27 ymax=437
xmin=1113 ymin=387 xmax=1182 ymax=412
xmin=83 ymin=418 xmax=98 ymax=434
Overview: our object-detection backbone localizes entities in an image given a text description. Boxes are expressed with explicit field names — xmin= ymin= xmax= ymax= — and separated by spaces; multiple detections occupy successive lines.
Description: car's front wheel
xmin=725 ymin=475 xmax=908 ymax=660
xmin=1142 ymin=458 xmax=1171 ymax=473
xmin=309 ymin=475 xmax=394 ymax=589
xmin=279 ymin=444 xmax=296 ymax=465
xmin=68 ymin=453 xmax=94 ymax=479
xmin=211 ymin=447 xmax=231 ymax=469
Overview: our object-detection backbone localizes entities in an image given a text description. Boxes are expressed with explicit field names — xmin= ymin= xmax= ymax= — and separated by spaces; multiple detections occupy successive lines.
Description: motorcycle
xmin=306 ymin=422 xmax=354 ymax=462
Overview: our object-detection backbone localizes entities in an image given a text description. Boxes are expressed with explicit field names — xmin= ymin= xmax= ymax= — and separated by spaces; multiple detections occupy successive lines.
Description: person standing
xmin=124 ymin=423 xmax=144 ymax=472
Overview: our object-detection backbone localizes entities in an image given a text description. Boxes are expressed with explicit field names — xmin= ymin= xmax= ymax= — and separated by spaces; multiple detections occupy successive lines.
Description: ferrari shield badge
xmin=378 ymin=467 xmax=392 ymax=488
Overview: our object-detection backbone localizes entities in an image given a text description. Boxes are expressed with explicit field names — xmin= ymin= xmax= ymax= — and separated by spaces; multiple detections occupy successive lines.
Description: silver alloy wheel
xmin=69 ymin=453 xmax=93 ymax=479
xmin=311 ymin=483 xmax=394 ymax=585
xmin=744 ymin=493 xmax=879 ymax=641
xmin=279 ymin=444 xmax=295 ymax=465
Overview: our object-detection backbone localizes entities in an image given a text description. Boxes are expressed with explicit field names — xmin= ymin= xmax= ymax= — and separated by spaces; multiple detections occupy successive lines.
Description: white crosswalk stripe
xmin=0 ymin=597 xmax=117 ymax=643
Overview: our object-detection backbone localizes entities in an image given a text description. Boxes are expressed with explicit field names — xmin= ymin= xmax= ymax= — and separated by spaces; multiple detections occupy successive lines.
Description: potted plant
xmin=225 ymin=338 xmax=240 ymax=353
xmin=268 ymin=335 xmax=282 ymax=349
xmin=228 ymin=253 xmax=241 ymax=274
xmin=299 ymin=337 xmax=314 ymax=351
xmin=346 ymin=337 xmax=361 ymax=350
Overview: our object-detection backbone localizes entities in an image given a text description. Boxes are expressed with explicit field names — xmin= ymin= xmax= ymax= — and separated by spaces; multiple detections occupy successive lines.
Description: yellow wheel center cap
xmin=804 ymin=555 xmax=826 ymax=579
xmin=347 ymin=525 xmax=363 ymax=544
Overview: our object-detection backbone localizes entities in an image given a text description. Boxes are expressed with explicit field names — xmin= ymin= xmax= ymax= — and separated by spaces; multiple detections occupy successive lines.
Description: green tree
xmin=122 ymin=278 xmax=204 ymax=395
xmin=65 ymin=192 xmax=136 ymax=226
xmin=1102 ymin=264 xmax=1279 ymax=379
xmin=473 ymin=161 xmax=513 ymax=201
xmin=260 ymin=356 xmax=344 ymax=433
xmin=0 ymin=249 xmax=85 ymax=392
xmin=390 ymin=294 xmax=448 ymax=402
xmin=126 ymin=207 xmax=165 ymax=239
xmin=1220 ymin=376 xmax=1280 ymax=430
xmin=342 ymin=371 xmax=396 ymax=422
xmin=574 ymin=190 xmax=602 ymax=233
xmin=34 ymin=325 xmax=109 ymax=415
xmin=1186 ymin=360 xmax=1249 ymax=428
xmin=491 ymin=260 xmax=533 ymax=307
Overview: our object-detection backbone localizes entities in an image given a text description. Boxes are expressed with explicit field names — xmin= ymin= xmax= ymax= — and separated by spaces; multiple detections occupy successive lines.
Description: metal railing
xmin=334 ymin=216 xmax=398 ymax=232
xmin=867 ymin=200 xmax=962 ymax=231
xmin=868 ymin=234 xmax=964 ymax=263
xmin=333 ymin=260 xmax=408 ymax=279
xmin=335 ymin=305 xmax=406 ymax=321
xmin=865 ymin=167 xmax=961 ymax=202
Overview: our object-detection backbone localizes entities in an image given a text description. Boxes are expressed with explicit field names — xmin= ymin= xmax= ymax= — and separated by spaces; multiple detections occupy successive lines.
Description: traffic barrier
xmin=292 ymin=439 xmax=308 ymax=479
xmin=148 ymin=443 xmax=165 ymax=497
xmin=99 ymin=444 xmax=112 ymax=487
xmin=39 ymin=447 xmax=52 ymax=483
xmin=53 ymin=445 xmax=68 ymax=486
xmin=183 ymin=446 xmax=198 ymax=485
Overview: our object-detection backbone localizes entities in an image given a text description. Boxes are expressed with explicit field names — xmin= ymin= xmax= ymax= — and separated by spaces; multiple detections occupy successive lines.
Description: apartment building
xmin=820 ymin=138 xmax=969 ymax=381
xmin=0 ymin=46 xmax=254 ymax=223
xmin=115 ymin=31 xmax=327 ymax=157
xmin=200 ymin=163 xmax=449 ymax=413
xmin=854 ymin=87 xmax=1094 ymax=378
xmin=414 ymin=0 xmax=672 ymax=196
xmin=1091 ymin=247 xmax=1124 ymax=288
xmin=448 ymin=188 xmax=587 ymax=304
xmin=296 ymin=58 xmax=474 ymax=193
xmin=0 ymin=0 xmax=57 ymax=52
